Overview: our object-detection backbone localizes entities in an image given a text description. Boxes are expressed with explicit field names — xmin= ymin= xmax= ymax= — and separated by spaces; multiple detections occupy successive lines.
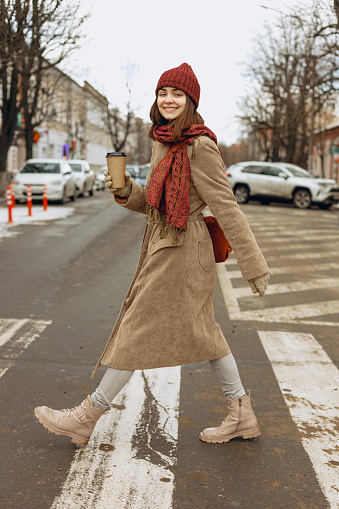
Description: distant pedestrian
xmin=34 ymin=63 xmax=269 ymax=446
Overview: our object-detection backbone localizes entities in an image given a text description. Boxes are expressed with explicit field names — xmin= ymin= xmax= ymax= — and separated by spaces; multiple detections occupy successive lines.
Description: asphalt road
xmin=0 ymin=192 xmax=338 ymax=509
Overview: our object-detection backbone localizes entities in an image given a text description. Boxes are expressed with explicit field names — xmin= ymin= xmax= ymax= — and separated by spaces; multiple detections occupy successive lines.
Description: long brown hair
xmin=148 ymin=95 xmax=204 ymax=143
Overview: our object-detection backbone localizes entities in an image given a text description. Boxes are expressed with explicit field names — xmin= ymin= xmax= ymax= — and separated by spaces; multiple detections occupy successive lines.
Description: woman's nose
xmin=164 ymin=95 xmax=173 ymax=103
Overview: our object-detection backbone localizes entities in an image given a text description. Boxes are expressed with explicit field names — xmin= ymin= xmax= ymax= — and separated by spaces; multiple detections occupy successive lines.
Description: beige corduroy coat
xmin=92 ymin=136 xmax=268 ymax=378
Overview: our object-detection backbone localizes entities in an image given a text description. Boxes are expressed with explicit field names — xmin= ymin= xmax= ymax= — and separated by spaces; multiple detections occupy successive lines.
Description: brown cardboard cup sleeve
xmin=106 ymin=152 xmax=127 ymax=188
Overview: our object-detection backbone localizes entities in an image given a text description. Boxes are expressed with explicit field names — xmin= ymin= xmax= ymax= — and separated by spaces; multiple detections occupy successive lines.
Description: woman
xmin=34 ymin=63 xmax=269 ymax=447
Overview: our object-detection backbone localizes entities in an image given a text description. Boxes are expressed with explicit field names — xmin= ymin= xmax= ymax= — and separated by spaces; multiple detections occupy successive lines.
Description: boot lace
xmin=220 ymin=404 xmax=234 ymax=428
xmin=61 ymin=402 xmax=85 ymax=418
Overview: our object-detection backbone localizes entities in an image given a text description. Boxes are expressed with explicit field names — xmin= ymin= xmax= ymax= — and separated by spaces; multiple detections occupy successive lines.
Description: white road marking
xmin=0 ymin=319 xmax=29 ymax=347
xmin=253 ymin=228 xmax=337 ymax=237
xmin=51 ymin=367 xmax=181 ymax=509
xmin=216 ymin=263 xmax=339 ymax=327
xmin=258 ymin=331 xmax=339 ymax=508
xmin=0 ymin=318 xmax=51 ymax=378
xmin=255 ymin=242 xmax=335 ymax=253
xmin=232 ymin=278 xmax=339 ymax=298
xmin=226 ymin=251 xmax=339 ymax=266
xmin=257 ymin=234 xmax=337 ymax=244
xmin=238 ymin=300 xmax=339 ymax=322
xmin=225 ymin=262 xmax=339 ymax=278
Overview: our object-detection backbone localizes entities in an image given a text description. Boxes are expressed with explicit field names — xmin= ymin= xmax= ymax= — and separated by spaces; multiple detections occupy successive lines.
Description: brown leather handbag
xmin=204 ymin=216 xmax=232 ymax=263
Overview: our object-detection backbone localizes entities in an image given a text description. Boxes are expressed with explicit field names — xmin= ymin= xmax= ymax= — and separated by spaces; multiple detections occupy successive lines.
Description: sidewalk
xmin=0 ymin=203 xmax=74 ymax=241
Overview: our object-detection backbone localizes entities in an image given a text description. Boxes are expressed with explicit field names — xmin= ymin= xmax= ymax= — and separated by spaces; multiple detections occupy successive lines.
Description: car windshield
xmin=126 ymin=165 xmax=137 ymax=177
xmin=138 ymin=165 xmax=150 ymax=178
xmin=68 ymin=163 xmax=82 ymax=172
xmin=21 ymin=162 xmax=60 ymax=174
xmin=282 ymin=164 xmax=312 ymax=178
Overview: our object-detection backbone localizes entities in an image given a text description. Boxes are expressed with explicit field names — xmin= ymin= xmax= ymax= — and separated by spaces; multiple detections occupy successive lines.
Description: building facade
xmin=6 ymin=66 xmax=144 ymax=174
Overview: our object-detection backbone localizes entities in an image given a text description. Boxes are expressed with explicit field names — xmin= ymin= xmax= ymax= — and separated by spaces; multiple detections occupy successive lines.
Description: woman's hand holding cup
xmin=104 ymin=171 xmax=132 ymax=197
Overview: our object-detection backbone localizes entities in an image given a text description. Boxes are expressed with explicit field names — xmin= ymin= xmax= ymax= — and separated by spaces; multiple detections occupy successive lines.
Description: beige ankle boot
xmin=34 ymin=395 xmax=106 ymax=446
xmin=199 ymin=391 xmax=260 ymax=443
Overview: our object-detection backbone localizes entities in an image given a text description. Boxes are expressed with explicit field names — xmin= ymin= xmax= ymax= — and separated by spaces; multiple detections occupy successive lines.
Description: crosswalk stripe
xmin=253 ymin=228 xmax=337 ymax=237
xmin=252 ymin=242 xmax=334 ymax=253
xmin=51 ymin=367 xmax=181 ymax=509
xmin=0 ymin=318 xmax=51 ymax=379
xmin=257 ymin=234 xmax=338 ymax=244
xmin=250 ymin=224 xmax=336 ymax=230
xmin=216 ymin=264 xmax=339 ymax=327
xmin=232 ymin=278 xmax=339 ymax=298
xmin=225 ymin=262 xmax=339 ymax=278
xmin=0 ymin=319 xmax=29 ymax=347
xmin=227 ymin=251 xmax=339 ymax=266
xmin=258 ymin=331 xmax=339 ymax=508
xmin=239 ymin=299 xmax=339 ymax=323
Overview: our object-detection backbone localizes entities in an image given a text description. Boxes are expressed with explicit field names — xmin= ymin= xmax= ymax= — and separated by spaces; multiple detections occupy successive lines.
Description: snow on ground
xmin=0 ymin=204 xmax=74 ymax=241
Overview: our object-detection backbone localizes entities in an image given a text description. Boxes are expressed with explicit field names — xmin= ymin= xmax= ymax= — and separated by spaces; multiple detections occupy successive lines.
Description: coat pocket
xmin=148 ymin=226 xmax=184 ymax=256
xmin=198 ymin=239 xmax=215 ymax=272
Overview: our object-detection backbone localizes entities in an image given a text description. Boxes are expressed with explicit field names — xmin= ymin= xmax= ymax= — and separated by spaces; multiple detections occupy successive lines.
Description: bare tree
xmin=105 ymin=63 xmax=139 ymax=153
xmin=218 ymin=141 xmax=249 ymax=168
xmin=0 ymin=0 xmax=86 ymax=193
xmin=240 ymin=0 xmax=339 ymax=170
xmin=335 ymin=0 xmax=339 ymax=25
xmin=20 ymin=0 xmax=87 ymax=160
xmin=0 ymin=0 xmax=27 ymax=190
xmin=128 ymin=117 xmax=153 ymax=165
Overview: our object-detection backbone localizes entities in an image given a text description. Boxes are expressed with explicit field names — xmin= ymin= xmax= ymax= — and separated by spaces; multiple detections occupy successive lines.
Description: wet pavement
xmin=0 ymin=193 xmax=338 ymax=508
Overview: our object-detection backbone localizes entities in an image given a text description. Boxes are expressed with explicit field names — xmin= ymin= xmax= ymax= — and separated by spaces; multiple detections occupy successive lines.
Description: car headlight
xmin=14 ymin=178 xmax=21 ymax=185
xmin=51 ymin=179 xmax=62 ymax=185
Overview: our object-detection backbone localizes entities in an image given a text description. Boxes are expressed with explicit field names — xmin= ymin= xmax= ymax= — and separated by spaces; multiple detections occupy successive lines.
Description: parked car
xmin=226 ymin=161 xmax=339 ymax=209
xmin=134 ymin=164 xmax=150 ymax=187
xmin=14 ymin=158 xmax=77 ymax=204
xmin=95 ymin=166 xmax=107 ymax=191
xmin=68 ymin=159 xmax=95 ymax=197
xmin=126 ymin=165 xmax=140 ymax=180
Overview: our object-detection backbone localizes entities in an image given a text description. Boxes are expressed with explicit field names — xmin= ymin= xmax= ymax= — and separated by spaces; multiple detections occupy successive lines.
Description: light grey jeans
xmin=91 ymin=353 xmax=246 ymax=410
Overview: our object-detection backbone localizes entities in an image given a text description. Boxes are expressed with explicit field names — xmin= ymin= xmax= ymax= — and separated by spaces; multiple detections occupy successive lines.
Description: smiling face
xmin=157 ymin=87 xmax=187 ymax=121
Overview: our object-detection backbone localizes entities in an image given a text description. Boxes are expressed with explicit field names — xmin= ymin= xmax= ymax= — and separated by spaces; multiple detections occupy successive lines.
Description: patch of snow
xmin=0 ymin=204 xmax=74 ymax=241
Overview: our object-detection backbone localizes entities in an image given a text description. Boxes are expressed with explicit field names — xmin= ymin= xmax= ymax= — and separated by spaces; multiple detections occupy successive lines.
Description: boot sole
xmin=199 ymin=425 xmax=261 ymax=444
xmin=34 ymin=407 xmax=89 ymax=447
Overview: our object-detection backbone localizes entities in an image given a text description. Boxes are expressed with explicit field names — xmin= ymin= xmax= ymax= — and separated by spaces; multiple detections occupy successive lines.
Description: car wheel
xmin=70 ymin=186 xmax=77 ymax=202
xmin=318 ymin=204 xmax=331 ymax=210
xmin=293 ymin=189 xmax=311 ymax=209
xmin=234 ymin=185 xmax=249 ymax=204
xmin=58 ymin=187 xmax=67 ymax=205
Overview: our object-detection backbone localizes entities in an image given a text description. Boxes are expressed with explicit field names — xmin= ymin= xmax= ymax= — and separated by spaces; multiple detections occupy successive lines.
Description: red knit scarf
xmin=145 ymin=124 xmax=218 ymax=234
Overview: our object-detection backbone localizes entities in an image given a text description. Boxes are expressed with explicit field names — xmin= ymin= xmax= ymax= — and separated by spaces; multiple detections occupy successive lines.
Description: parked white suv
xmin=68 ymin=160 xmax=95 ymax=197
xmin=226 ymin=161 xmax=339 ymax=209
xmin=14 ymin=159 xmax=77 ymax=204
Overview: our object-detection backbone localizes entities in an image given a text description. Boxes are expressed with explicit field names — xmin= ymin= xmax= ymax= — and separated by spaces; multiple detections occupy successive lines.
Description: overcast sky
xmin=61 ymin=0 xmax=312 ymax=145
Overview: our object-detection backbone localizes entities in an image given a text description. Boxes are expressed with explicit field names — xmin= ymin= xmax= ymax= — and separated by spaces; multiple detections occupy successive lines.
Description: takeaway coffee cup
xmin=106 ymin=152 xmax=127 ymax=188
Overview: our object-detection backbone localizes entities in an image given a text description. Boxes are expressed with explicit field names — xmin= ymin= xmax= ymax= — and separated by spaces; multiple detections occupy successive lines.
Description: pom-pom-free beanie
xmin=155 ymin=63 xmax=200 ymax=108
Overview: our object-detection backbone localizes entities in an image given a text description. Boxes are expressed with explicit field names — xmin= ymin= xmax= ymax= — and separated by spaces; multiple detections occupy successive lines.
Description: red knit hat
xmin=155 ymin=63 xmax=200 ymax=108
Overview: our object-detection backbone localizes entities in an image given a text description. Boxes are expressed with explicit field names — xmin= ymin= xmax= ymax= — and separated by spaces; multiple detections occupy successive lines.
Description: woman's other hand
xmin=248 ymin=273 xmax=270 ymax=297
xmin=104 ymin=171 xmax=132 ymax=197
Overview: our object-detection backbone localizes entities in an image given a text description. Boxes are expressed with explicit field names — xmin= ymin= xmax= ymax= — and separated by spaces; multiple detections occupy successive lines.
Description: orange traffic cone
xmin=7 ymin=187 xmax=13 ymax=224
xmin=27 ymin=185 xmax=33 ymax=217
xmin=43 ymin=184 xmax=48 ymax=211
